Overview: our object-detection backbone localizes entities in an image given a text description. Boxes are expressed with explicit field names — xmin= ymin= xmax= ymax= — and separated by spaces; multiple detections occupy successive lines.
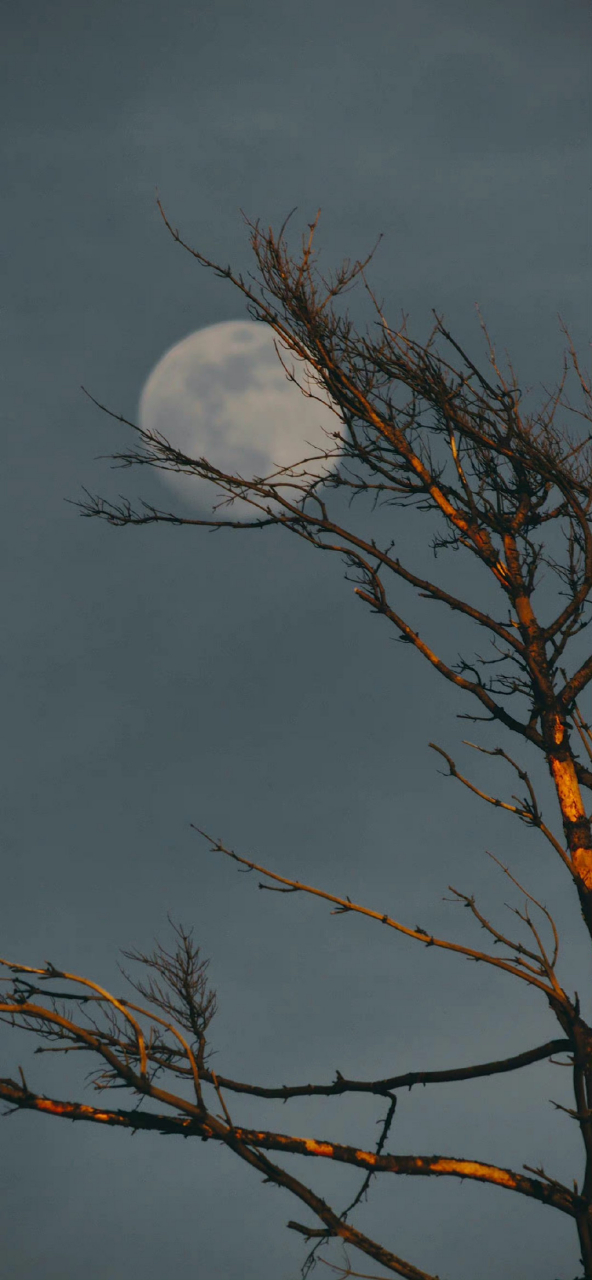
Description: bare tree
xmin=2 ymin=207 xmax=592 ymax=1278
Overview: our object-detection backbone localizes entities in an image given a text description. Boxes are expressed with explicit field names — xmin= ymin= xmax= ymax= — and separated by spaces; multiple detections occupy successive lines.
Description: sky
xmin=1 ymin=1 xmax=591 ymax=1277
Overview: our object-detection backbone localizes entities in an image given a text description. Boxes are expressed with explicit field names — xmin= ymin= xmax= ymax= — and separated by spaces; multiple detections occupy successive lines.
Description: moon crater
xmin=138 ymin=321 xmax=340 ymax=513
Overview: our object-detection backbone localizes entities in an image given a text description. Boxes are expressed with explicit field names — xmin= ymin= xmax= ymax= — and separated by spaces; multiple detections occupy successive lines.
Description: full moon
xmin=138 ymin=321 xmax=340 ymax=514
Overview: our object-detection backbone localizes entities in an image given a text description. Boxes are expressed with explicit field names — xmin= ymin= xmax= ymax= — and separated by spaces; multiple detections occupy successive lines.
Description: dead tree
xmin=1 ymin=207 xmax=592 ymax=1278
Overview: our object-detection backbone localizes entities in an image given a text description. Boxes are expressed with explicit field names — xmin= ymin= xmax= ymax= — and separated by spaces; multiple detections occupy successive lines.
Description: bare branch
xmin=196 ymin=829 xmax=571 ymax=1004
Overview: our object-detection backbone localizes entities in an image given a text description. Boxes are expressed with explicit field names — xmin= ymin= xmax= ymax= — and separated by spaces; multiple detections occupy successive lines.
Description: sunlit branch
xmin=348 ymin=580 xmax=550 ymax=748
xmin=20 ymin=202 xmax=592 ymax=1274
xmin=197 ymin=830 xmax=569 ymax=1002
xmin=429 ymin=741 xmax=573 ymax=872
xmin=0 ymin=1077 xmax=436 ymax=1280
xmin=486 ymin=852 xmax=560 ymax=971
xmin=0 ymin=1077 xmax=576 ymax=1218
xmin=561 ymin=656 xmax=592 ymax=711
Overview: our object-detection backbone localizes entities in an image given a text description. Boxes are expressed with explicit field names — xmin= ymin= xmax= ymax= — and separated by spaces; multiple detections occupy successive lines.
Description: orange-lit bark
xmin=0 ymin=1078 xmax=576 ymax=1218
xmin=547 ymin=718 xmax=592 ymax=890
xmin=8 ymin=208 xmax=592 ymax=1276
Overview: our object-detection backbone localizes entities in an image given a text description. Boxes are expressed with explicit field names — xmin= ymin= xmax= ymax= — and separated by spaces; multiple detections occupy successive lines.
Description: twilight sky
xmin=1 ymin=2 xmax=591 ymax=1277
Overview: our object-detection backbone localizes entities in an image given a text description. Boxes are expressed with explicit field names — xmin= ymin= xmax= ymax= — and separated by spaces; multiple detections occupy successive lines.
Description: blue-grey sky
xmin=1 ymin=2 xmax=591 ymax=1277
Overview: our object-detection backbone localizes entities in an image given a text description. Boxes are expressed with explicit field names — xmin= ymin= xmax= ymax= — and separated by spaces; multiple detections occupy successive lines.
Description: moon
xmin=138 ymin=321 xmax=340 ymax=514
